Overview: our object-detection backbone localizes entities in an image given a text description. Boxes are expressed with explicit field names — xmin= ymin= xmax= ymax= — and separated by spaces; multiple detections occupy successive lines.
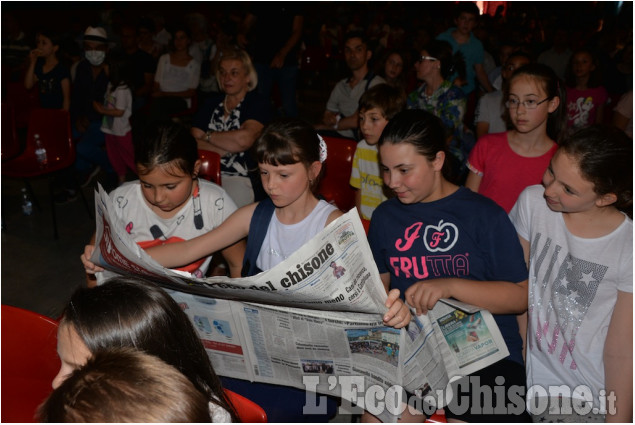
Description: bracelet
xmin=205 ymin=131 xmax=212 ymax=142
xmin=333 ymin=114 xmax=341 ymax=130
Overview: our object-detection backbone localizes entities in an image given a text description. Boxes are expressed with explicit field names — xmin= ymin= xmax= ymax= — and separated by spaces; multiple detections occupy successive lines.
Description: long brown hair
xmin=58 ymin=277 xmax=239 ymax=422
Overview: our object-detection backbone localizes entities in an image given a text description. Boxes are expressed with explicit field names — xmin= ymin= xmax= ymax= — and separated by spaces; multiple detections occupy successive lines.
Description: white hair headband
xmin=318 ymin=134 xmax=328 ymax=163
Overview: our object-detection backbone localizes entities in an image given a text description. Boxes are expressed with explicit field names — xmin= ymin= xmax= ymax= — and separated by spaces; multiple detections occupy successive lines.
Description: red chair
xmin=426 ymin=410 xmax=447 ymax=423
xmin=0 ymin=305 xmax=268 ymax=423
xmin=361 ymin=217 xmax=371 ymax=235
xmin=2 ymin=102 xmax=22 ymax=161
xmin=6 ymin=81 xmax=40 ymax=129
xmin=225 ymin=389 xmax=268 ymax=422
xmin=198 ymin=149 xmax=222 ymax=185
xmin=2 ymin=108 xmax=93 ymax=239
xmin=1 ymin=305 xmax=60 ymax=423
xmin=317 ymin=136 xmax=358 ymax=212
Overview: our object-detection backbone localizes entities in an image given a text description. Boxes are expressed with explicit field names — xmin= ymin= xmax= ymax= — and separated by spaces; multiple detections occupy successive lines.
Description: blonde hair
xmin=216 ymin=47 xmax=258 ymax=91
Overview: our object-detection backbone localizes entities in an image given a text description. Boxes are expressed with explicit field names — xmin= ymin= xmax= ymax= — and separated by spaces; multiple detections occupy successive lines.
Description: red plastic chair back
xmin=2 ymin=102 xmax=21 ymax=160
xmin=361 ymin=217 xmax=371 ymax=235
xmin=225 ymin=389 xmax=268 ymax=423
xmin=2 ymin=108 xmax=74 ymax=178
xmin=425 ymin=410 xmax=448 ymax=422
xmin=317 ymin=136 xmax=358 ymax=212
xmin=6 ymin=81 xmax=40 ymax=128
xmin=1 ymin=305 xmax=60 ymax=423
xmin=198 ymin=149 xmax=222 ymax=185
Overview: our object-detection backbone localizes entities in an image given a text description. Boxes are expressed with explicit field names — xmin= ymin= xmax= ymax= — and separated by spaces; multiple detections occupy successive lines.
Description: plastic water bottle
xmin=21 ymin=188 xmax=33 ymax=216
xmin=34 ymin=134 xmax=48 ymax=166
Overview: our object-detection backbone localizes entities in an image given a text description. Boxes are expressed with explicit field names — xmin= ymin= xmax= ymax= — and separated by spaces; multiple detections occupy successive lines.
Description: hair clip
xmin=318 ymin=135 xmax=328 ymax=163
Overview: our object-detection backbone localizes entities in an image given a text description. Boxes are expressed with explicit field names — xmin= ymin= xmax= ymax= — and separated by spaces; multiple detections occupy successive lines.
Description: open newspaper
xmin=91 ymin=185 xmax=509 ymax=422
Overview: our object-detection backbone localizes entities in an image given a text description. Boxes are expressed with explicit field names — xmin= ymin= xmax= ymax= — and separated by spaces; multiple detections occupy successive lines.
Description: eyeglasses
xmin=505 ymin=97 xmax=550 ymax=109
xmin=417 ymin=56 xmax=438 ymax=63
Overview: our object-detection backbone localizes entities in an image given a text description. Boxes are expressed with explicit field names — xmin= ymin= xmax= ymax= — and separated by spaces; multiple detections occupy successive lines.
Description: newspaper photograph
xmin=90 ymin=184 xmax=511 ymax=421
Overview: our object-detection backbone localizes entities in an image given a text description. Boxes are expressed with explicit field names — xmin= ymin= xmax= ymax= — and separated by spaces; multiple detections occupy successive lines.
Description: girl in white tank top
xmin=144 ymin=118 xmax=343 ymax=272
xmin=257 ymin=199 xmax=337 ymax=270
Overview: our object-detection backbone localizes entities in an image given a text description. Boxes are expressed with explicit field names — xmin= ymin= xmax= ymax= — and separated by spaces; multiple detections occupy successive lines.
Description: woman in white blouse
xmin=149 ymin=26 xmax=201 ymax=121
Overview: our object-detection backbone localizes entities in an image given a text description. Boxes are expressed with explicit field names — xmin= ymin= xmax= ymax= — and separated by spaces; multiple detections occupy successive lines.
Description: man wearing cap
xmin=67 ymin=26 xmax=115 ymax=195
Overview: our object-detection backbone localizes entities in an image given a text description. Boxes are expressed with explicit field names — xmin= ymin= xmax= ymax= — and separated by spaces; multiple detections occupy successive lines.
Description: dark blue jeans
xmin=73 ymin=120 xmax=112 ymax=174
xmin=221 ymin=377 xmax=337 ymax=422
xmin=255 ymin=63 xmax=299 ymax=118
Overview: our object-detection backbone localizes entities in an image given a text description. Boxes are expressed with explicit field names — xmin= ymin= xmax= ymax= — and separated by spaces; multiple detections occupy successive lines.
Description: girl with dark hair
xmin=51 ymin=277 xmax=238 ymax=422
xmin=142 ymin=117 xmax=411 ymax=421
xmin=365 ymin=109 xmax=531 ymax=422
xmin=81 ymin=121 xmax=245 ymax=280
xmin=466 ymin=63 xmax=566 ymax=213
xmin=24 ymin=28 xmax=71 ymax=110
xmin=510 ymin=125 xmax=632 ymax=422
xmin=407 ymin=40 xmax=474 ymax=185
xmin=565 ymin=47 xmax=608 ymax=129
xmin=376 ymin=49 xmax=408 ymax=93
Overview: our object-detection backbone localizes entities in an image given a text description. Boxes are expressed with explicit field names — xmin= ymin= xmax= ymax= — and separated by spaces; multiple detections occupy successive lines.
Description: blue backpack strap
xmin=241 ymin=198 xmax=276 ymax=277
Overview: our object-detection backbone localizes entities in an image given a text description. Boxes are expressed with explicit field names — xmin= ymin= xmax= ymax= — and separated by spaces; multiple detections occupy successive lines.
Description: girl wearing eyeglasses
xmin=465 ymin=63 xmax=567 ymax=213
xmin=407 ymin=40 xmax=474 ymax=185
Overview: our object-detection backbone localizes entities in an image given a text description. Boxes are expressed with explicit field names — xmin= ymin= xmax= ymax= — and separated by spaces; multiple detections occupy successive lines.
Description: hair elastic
xmin=318 ymin=135 xmax=328 ymax=163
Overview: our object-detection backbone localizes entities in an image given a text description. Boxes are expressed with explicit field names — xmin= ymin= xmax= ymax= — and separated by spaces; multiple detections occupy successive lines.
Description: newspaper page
xmin=400 ymin=300 xmax=510 ymax=414
xmin=90 ymin=184 xmax=510 ymax=421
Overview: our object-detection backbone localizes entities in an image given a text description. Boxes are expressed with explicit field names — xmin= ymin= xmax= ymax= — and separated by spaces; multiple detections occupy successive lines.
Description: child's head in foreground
xmin=39 ymin=347 xmax=212 ymax=422
xmin=545 ymin=124 xmax=632 ymax=217
xmin=53 ymin=276 xmax=238 ymax=421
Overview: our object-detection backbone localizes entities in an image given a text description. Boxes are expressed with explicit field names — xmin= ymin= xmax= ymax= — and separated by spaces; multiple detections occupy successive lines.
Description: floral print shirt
xmin=407 ymin=80 xmax=475 ymax=177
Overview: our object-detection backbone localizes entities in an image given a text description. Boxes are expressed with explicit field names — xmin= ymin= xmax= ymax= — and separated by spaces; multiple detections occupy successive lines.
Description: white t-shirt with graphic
xmin=510 ymin=185 xmax=632 ymax=407
xmin=110 ymin=179 xmax=237 ymax=276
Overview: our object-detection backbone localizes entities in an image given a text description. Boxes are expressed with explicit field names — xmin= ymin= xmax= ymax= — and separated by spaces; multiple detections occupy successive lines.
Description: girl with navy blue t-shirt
xmin=367 ymin=109 xmax=531 ymax=422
